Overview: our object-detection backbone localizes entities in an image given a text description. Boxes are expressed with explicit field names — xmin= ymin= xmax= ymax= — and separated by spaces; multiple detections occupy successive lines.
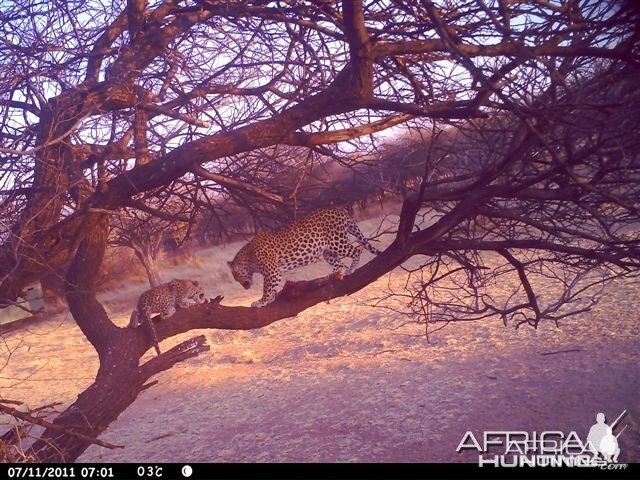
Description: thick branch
xmin=341 ymin=0 xmax=373 ymax=100
xmin=138 ymin=196 xmax=493 ymax=349
xmin=127 ymin=0 xmax=146 ymax=39
xmin=0 ymin=99 xmax=40 ymax=116
xmin=139 ymin=335 xmax=211 ymax=378
xmin=84 ymin=11 xmax=128 ymax=82
xmin=64 ymin=213 xmax=116 ymax=356
xmin=146 ymin=244 xmax=406 ymax=346
xmin=366 ymin=98 xmax=486 ymax=118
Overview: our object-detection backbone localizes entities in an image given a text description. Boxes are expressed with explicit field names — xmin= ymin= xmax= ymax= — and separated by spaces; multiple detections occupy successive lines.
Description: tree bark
xmin=26 ymin=212 xmax=170 ymax=461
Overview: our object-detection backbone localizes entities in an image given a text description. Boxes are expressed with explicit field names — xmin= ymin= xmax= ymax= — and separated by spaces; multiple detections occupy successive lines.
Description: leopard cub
xmin=128 ymin=279 xmax=206 ymax=355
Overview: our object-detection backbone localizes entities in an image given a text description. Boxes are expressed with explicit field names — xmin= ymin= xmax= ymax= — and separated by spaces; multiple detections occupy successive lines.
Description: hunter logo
xmin=456 ymin=410 xmax=629 ymax=469
xmin=586 ymin=412 xmax=627 ymax=463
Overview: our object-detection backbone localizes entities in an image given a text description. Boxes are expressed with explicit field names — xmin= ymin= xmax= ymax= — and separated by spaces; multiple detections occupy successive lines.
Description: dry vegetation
xmin=2 ymin=213 xmax=639 ymax=462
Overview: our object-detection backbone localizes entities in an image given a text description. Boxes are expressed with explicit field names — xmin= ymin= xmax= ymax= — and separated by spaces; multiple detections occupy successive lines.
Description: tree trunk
xmin=25 ymin=213 xmax=200 ymax=461
xmin=140 ymin=253 xmax=161 ymax=289
xmin=132 ymin=242 xmax=161 ymax=288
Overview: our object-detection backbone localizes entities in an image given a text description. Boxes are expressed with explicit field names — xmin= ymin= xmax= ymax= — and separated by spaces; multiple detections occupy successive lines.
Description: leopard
xmin=128 ymin=279 xmax=206 ymax=355
xmin=227 ymin=207 xmax=381 ymax=308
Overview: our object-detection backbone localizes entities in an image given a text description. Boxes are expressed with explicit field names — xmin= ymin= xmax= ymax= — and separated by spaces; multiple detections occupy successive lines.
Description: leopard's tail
xmin=346 ymin=216 xmax=381 ymax=255
xmin=143 ymin=313 xmax=161 ymax=356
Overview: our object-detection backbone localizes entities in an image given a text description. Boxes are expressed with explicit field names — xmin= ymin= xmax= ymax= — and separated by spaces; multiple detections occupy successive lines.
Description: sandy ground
xmin=1 ymin=216 xmax=639 ymax=463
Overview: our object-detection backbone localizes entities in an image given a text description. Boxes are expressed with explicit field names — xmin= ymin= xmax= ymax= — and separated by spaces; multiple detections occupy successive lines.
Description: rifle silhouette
xmin=610 ymin=410 xmax=626 ymax=430
xmin=615 ymin=425 xmax=627 ymax=439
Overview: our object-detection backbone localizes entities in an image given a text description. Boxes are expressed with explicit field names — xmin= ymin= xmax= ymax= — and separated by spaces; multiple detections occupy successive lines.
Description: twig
xmin=146 ymin=432 xmax=174 ymax=443
xmin=30 ymin=402 xmax=63 ymax=413
xmin=369 ymin=349 xmax=399 ymax=356
xmin=539 ymin=348 xmax=582 ymax=356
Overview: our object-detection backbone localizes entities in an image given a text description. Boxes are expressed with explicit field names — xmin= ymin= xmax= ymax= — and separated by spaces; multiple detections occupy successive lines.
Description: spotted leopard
xmin=128 ymin=279 xmax=206 ymax=355
xmin=228 ymin=208 xmax=381 ymax=308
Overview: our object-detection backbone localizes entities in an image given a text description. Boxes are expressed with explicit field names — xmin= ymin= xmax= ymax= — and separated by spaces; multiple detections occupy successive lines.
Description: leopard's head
xmin=228 ymin=247 xmax=253 ymax=290
xmin=185 ymin=280 xmax=206 ymax=304
xmin=187 ymin=280 xmax=205 ymax=303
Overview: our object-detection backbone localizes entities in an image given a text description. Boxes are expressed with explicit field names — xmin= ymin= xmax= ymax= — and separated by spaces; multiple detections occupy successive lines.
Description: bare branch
xmin=0 ymin=404 xmax=123 ymax=450
xmin=192 ymin=165 xmax=285 ymax=204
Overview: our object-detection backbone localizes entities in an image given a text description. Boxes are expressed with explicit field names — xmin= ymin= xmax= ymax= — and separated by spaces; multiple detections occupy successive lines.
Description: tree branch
xmin=139 ymin=335 xmax=211 ymax=378
xmin=191 ymin=165 xmax=284 ymax=204
xmin=141 ymin=101 xmax=211 ymax=128
xmin=285 ymin=114 xmax=414 ymax=146
xmin=125 ymin=199 xmax=191 ymax=223
xmin=373 ymin=39 xmax=634 ymax=61
xmin=0 ymin=404 xmax=123 ymax=450
xmin=419 ymin=239 xmax=639 ymax=268
xmin=498 ymin=248 xmax=542 ymax=324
